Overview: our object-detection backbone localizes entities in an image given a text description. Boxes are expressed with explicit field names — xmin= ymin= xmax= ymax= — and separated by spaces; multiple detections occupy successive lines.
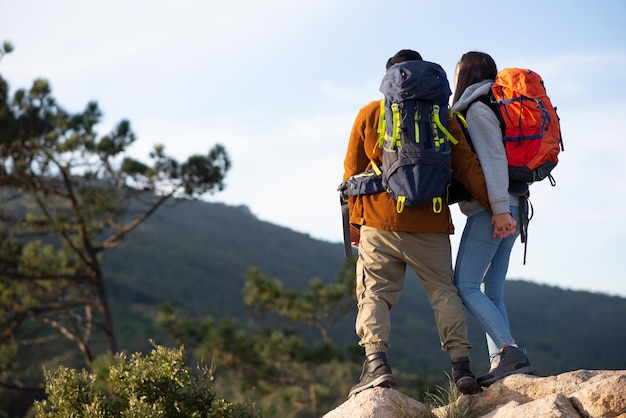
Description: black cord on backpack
xmin=518 ymin=195 xmax=533 ymax=264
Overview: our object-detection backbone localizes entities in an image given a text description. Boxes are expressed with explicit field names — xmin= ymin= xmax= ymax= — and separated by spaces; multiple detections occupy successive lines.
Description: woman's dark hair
xmin=452 ymin=51 xmax=498 ymax=104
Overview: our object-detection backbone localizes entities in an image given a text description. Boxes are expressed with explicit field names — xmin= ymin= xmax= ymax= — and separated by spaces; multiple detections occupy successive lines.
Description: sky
xmin=1 ymin=0 xmax=625 ymax=298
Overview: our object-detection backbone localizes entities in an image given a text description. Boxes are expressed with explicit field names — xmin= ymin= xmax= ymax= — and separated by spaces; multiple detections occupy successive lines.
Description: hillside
xmin=103 ymin=198 xmax=626 ymax=380
xmin=105 ymin=199 xmax=345 ymax=315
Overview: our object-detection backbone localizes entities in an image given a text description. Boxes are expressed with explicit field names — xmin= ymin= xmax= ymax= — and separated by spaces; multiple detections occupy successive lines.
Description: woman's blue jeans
xmin=454 ymin=207 xmax=520 ymax=359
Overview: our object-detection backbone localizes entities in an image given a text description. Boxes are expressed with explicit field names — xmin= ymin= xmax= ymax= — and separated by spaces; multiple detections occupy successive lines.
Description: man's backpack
xmin=339 ymin=60 xmax=458 ymax=214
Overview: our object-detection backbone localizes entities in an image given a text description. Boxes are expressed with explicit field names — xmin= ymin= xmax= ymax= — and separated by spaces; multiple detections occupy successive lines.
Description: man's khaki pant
xmin=355 ymin=226 xmax=473 ymax=359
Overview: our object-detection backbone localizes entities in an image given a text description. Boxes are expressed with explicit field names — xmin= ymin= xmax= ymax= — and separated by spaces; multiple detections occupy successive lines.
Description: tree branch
xmin=100 ymin=189 xmax=177 ymax=249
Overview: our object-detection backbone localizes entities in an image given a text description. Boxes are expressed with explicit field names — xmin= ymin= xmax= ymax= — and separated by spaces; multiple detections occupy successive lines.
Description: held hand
xmin=491 ymin=212 xmax=517 ymax=238
xmin=350 ymin=225 xmax=361 ymax=247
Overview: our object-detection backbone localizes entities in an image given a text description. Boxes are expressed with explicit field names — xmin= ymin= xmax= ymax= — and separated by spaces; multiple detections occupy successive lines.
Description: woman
xmin=451 ymin=51 xmax=534 ymax=387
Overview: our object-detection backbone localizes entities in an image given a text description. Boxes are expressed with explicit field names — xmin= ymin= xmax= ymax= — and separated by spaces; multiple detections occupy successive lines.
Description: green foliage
xmin=157 ymin=264 xmax=360 ymax=417
xmin=34 ymin=343 xmax=255 ymax=418
xmin=243 ymin=263 xmax=356 ymax=339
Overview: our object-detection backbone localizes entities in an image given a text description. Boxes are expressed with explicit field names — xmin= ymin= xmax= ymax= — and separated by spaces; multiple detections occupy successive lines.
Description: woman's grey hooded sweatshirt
xmin=451 ymin=79 xmax=518 ymax=217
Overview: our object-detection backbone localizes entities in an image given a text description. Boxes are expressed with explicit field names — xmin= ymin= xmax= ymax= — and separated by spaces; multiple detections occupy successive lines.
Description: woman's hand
xmin=492 ymin=212 xmax=517 ymax=238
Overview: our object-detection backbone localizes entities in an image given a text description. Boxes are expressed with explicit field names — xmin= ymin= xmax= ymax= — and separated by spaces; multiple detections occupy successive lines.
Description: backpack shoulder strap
xmin=450 ymin=110 xmax=473 ymax=151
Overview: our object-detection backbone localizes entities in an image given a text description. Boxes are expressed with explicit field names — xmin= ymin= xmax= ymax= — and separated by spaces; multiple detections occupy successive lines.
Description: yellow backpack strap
xmin=414 ymin=108 xmax=420 ymax=143
xmin=432 ymin=104 xmax=458 ymax=145
xmin=371 ymin=100 xmax=385 ymax=174
xmin=391 ymin=103 xmax=401 ymax=148
xmin=450 ymin=109 xmax=469 ymax=129
xmin=371 ymin=161 xmax=382 ymax=176
xmin=376 ymin=99 xmax=386 ymax=149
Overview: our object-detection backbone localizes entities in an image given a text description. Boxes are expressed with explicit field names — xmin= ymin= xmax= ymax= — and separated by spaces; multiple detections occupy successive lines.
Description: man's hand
xmin=350 ymin=225 xmax=361 ymax=247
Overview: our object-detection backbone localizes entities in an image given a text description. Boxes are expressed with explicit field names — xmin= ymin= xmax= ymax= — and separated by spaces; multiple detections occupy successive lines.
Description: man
xmin=342 ymin=49 xmax=491 ymax=397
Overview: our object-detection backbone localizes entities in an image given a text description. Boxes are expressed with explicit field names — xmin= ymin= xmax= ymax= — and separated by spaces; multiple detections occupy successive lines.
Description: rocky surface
xmin=323 ymin=369 xmax=626 ymax=418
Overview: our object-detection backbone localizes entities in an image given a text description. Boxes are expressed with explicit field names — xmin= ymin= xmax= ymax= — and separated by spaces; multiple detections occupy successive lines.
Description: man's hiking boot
xmin=477 ymin=346 xmax=534 ymax=387
xmin=451 ymin=357 xmax=481 ymax=395
xmin=348 ymin=352 xmax=396 ymax=398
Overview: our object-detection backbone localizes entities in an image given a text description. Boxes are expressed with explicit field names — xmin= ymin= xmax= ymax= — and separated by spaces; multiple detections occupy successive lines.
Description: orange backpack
xmin=450 ymin=69 xmax=564 ymax=264
xmin=491 ymin=68 xmax=564 ymax=184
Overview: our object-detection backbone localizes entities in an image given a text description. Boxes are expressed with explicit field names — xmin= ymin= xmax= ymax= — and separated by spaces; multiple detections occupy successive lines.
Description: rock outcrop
xmin=322 ymin=369 xmax=626 ymax=418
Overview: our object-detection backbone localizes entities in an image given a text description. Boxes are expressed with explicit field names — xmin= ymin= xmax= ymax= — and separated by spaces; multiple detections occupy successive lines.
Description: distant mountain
xmin=104 ymin=198 xmax=626 ymax=380
xmin=105 ymin=200 xmax=345 ymax=316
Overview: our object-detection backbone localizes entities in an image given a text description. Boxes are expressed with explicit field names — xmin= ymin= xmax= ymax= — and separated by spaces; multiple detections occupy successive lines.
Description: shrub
xmin=34 ymin=343 xmax=256 ymax=418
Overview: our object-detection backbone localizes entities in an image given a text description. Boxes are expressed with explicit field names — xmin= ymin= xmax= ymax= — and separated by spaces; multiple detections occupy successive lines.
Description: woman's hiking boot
xmin=477 ymin=346 xmax=534 ymax=387
xmin=451 ymin=356 xmax=481 ymax=395
xmin=348 ymin=352 xmax=396 ymax=398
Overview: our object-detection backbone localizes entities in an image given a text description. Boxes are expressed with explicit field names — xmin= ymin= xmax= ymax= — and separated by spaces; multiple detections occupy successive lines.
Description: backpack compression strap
xmin=432 ymin=104 xmax=459 ymax=146
xmin=377 ymin=99 xmax=401 ymax=149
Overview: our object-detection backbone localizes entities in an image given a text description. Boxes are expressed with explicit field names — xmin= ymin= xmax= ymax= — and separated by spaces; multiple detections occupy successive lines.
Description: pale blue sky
xmin=2 ymin=0 xmax=625 ymax=297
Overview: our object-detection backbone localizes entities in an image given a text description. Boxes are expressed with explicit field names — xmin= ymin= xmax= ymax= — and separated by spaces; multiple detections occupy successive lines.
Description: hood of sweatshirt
xmin=452 ymin=79 xmax=493 ymax=113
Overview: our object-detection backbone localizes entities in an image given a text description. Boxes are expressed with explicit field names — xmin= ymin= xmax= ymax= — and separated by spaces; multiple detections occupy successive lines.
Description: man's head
xmin=386 ymin=49 xmax=423 ymax=69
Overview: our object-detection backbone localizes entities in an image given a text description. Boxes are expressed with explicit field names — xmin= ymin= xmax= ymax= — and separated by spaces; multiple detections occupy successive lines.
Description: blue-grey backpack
xmin=339 ymin=59 xmax=458 ymax=213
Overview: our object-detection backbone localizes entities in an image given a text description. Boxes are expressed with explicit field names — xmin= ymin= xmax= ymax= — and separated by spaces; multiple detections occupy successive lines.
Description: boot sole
xmin=478 ymin=366 xmax=534 ymax=387
xmin=348 ymin=374 xmax=396 ymax=398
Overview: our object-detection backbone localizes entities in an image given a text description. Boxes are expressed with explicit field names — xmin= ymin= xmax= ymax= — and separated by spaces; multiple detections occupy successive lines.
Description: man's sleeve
xmin=343 ymin=105 xmax=371 ymax=182
xmin=448 ymin=115 xmax=492 ymax=211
